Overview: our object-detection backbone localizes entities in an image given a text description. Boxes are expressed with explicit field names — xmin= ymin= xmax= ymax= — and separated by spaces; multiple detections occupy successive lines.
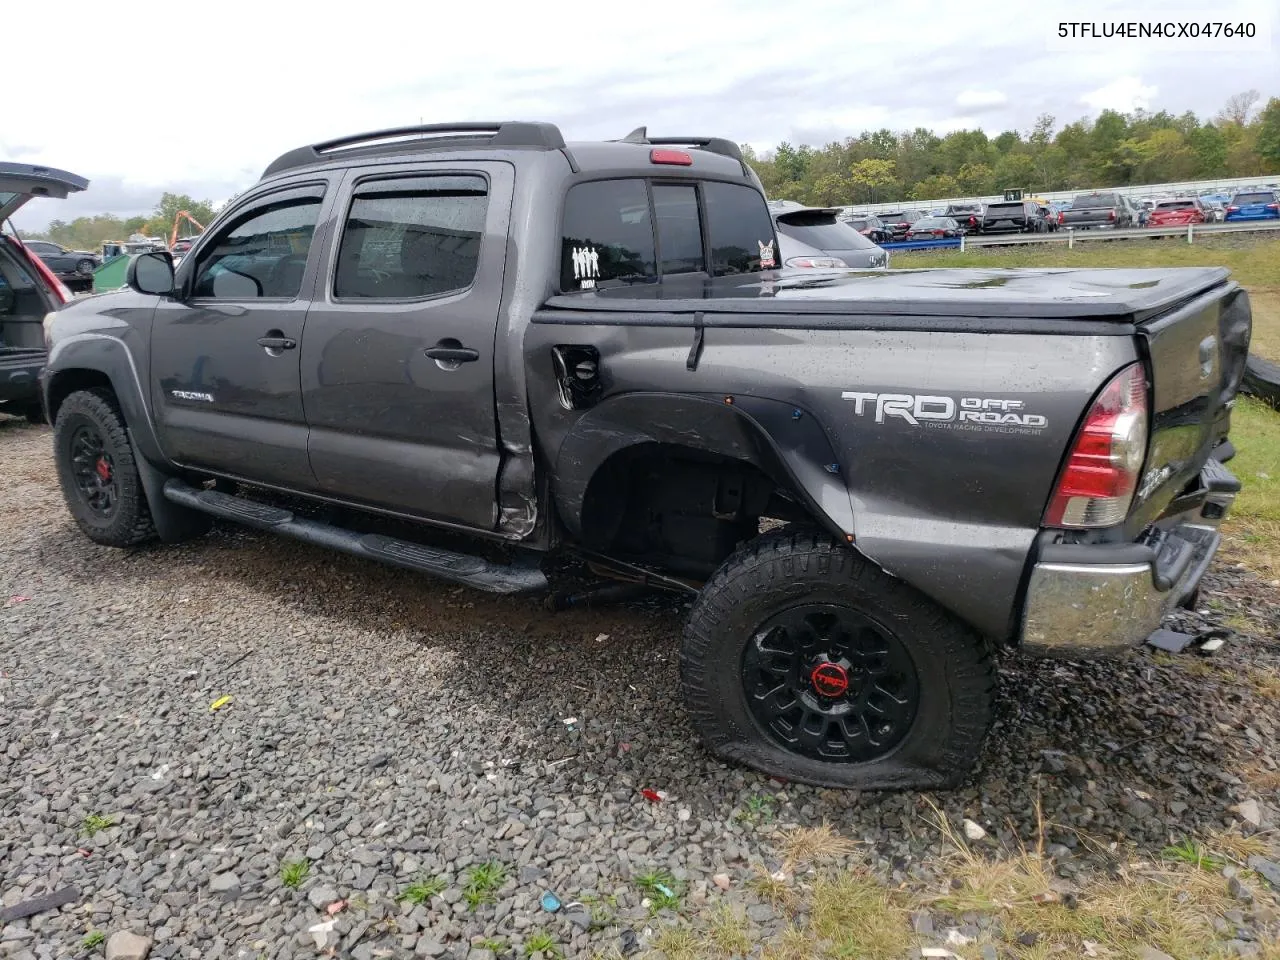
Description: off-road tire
xmin=681 ymin=529 xmax=995 ymax=790
xmin=54 ymin=389 xmax=156 ymax=547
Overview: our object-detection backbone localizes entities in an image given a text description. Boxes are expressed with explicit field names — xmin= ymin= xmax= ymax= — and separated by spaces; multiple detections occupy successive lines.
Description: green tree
xmin=145 ymin=193 xmax=218 ymax=241
xmin=992 ymin=154 xmax=1036 ymax=193
xmin=955 ymin=162 xmax=994 ymax=195
xmin=1256 ymin=98 xmax=1280 ymax=168
xmin=909 ymin=174 xmax=960 ymax=202
xmin=848 ymin=158 xmax=899 ymax=203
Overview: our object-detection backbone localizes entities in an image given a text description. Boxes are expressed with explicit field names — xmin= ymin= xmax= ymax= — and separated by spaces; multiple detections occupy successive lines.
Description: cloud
xmin=955 ymin=90 xmax=1009 ymax=110
xmin=1081 ymin=76 xmax=1159 ymax=113
xmin=4 ymin=0 xmax=1273 ymax=229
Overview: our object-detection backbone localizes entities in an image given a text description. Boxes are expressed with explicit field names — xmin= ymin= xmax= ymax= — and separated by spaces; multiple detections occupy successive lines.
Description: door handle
xmin=424 ymin=345 xmax=479 ymax=363
xmin=257 ymin=335 xmax=297 ymax=350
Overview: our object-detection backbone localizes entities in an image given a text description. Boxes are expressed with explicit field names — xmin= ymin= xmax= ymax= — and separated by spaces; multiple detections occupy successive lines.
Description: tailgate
xmin=1128 ymin=283 xmax=1251 ymax=533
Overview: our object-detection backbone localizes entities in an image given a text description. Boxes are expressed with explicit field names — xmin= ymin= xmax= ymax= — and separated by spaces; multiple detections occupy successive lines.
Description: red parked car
xmin=1 ymin=163 xmax=84 ymax=422
xmin=1147 ymin=198 xmax=1207 ymax=227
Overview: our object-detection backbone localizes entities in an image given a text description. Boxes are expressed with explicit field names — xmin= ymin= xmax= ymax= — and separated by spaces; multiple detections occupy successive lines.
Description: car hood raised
xmin=0 ymin=162 xmax=90 ymax=221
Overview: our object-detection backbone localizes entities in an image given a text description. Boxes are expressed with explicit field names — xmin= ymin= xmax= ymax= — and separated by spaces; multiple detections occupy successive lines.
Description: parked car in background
xmin=904 ymin=216 xmax=962 ymax=239
xmin=1147 ymin=198 xmax=1207 ymax=227
xmin=171 ymin=238 xmax=196 ymax=255
xmin=19 ymin=239 xmax=100 ymax=293
xmin=842 ymin=215 xmax=892 ymax=244
xmin=772 ymin=206 xmax=889 ymax=269
xmin=1035 ymin=205 xmax=1059 ymax=232
xmin=0 ymin=163 xmax=82 ymax=421
xmin=974 ymin=200 xmax=1046 ymax=234
xmin=1058 ymin=192 xmax=1137 ymax=230
xmin=943 ymin=202 xmax=984 ymax=233
xmin=1224 ymin=190 xmax=1280 ymax=222
xmin=877 ymin=208 xmax=926 ymax=242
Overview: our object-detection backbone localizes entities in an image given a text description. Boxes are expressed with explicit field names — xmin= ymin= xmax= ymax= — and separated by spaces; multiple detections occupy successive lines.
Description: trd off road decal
xmin=841 ymin=391 xmax=1048 ymax=434
xmin=757 ymin=239 xmax=776 ymax=269
xmin=571 ymin=246 xmax=600 ymax=289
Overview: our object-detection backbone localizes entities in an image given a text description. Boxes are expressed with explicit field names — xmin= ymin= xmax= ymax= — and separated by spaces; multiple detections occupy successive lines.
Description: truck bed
xmin=538 ymin=267 xmax=1231 ymax=325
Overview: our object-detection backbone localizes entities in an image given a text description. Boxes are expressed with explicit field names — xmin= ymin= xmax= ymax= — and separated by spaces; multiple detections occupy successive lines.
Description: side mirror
xmin=127 ymin=252 xmax=175 ymax=296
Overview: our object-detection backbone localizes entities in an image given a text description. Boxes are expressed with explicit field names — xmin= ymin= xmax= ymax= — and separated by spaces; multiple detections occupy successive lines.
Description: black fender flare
xmin=552 ymin=392 xmax=856 ymax=541
xmin=44 ymin=333 xmax=167 ymax=466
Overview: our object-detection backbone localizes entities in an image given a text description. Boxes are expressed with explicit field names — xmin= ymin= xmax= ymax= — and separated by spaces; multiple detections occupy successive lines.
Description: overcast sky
xmin=6 ymin=0 xmax=1277 ymax=230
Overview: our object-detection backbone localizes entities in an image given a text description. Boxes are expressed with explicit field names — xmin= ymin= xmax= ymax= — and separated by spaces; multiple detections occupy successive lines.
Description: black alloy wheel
xmin=68 ymin=424 xmax=118 ymax=517
xmin=741 ymin=603 xmax=919 ymax=763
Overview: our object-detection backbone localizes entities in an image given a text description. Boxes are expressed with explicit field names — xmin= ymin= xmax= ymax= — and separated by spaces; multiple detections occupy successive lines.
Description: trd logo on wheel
xmin=810 ymin=662 xmax=850 ymax=697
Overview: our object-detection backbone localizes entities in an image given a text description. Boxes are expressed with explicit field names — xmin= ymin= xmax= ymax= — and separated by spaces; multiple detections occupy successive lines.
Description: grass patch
xmin=397 ymin=874 xmax=446 ymax=905
xmin=635 ymin=869 xmax=684 ymax=914
xmin=736 ymin=793 xmax=778 ymax=825
xmin=522 ymin=929 xmax=563 ymax=959
xmin=1221 ymin=398 xmax=1280 ymax=577
xmin=1161 ymin=838 xmax=1226 ymax=871
xmin=477 ymin=937 xmax=508 ymax=953
xmin=279 ymin=858 xmax=309 ymax=889
xmin=780 ymin=821 xmax=859 ymax=868
xmin=650 ymin=925 xmax=701 ymax=960
xmin=707 ymin=904 xmax=753 ymax=955
xmin=81 ymin=931 xmax=105 ymax=949
xmin=462 ymin=859 xmax=507 ymax=910
xmin=80 ymin=814 xmax=114 ymax=838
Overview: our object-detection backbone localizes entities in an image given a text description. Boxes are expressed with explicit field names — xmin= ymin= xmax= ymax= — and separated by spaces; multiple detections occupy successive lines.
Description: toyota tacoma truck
xmin=39 ymin=122 xmax=1251 ymax=790
xmin=1058 ymin=191 xmax=1137 ymax=230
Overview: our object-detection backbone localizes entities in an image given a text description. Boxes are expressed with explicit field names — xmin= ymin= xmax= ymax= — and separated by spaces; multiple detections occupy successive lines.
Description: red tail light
xmin=1045 ymin=363 xmax=1148 ymax=528
xmin=1057 ymin=211 xmax=1065 ymax=224
xmin=1227 ymin=205 xmax=1239 ymax=211
xmin=969 ymin=216 xmax=977 ymax=226
xmin=650 ymin=149 xmax=692 ymax=165
xmin=1267 ymin=203 xmax=1279 ymax=210
xmin=1108 ymin=209 xmax=1116 ymax=220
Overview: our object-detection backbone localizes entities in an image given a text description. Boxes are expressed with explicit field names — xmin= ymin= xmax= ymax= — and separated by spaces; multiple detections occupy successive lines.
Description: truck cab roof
xmin=260 ymin=122 xmax=755 ymax=185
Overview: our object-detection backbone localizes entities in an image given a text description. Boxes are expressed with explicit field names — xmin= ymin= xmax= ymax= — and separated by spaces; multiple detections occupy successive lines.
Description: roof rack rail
xmin=262 ymin=121 xmax=569 ymax=179
xmin=619 ymin=126 xmax=748 ymax=173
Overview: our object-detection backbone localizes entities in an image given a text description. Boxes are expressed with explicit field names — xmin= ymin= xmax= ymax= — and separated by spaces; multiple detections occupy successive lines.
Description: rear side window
xmin=335 ymin=175 xmax=487 ymax=300
xmin=702 ymin=181 xmax=776 ymax=275
xmin=560 ymin=179 xmax=656 ymax=291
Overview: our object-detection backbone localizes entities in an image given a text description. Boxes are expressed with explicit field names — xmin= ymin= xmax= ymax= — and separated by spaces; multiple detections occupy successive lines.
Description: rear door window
xmin=702 ymin=181 xmax=777 ymax=275
xmin=560 ymin=179 xmax=656 ymax=291
xmin=334 ymin=175 xmax=487 ymax=300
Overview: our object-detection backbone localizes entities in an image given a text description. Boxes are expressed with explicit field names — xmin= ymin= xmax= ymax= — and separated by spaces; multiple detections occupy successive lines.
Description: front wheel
xmin=681 ymin=530 xmax=995 ymax=789
xmin=53 ymin=389 xmax=156 ymax=547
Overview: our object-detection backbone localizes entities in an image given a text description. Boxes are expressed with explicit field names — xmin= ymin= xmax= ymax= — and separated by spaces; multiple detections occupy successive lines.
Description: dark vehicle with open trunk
xmin=41 ymin=122 xmax=1251 ymax=790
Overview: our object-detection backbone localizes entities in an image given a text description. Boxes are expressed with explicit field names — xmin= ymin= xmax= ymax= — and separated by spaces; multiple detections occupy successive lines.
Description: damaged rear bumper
xmin=1020 ymin=459 xmax=1239 ymax=657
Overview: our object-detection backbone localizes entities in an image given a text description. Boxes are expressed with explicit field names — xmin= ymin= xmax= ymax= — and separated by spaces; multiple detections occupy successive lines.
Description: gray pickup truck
xmin=1059 ymin=191 xmax=1138 ymax=230
xmin=39 ymin=122 xmax=1251 ymax=790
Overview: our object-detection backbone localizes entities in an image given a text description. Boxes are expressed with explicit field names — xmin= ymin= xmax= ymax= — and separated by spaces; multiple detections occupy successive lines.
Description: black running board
xmin=162 ymin=479 xmax=547 ymax=595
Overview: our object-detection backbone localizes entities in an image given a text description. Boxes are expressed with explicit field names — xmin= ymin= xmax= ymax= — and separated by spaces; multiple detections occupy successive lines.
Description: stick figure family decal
xmin=571 ymin=246 xmax=600 ymax=288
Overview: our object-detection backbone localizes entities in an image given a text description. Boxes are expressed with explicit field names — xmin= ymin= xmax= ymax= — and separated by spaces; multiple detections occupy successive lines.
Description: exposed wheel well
xmin=46 ymin=369 xmax=115 ymax=424
xmin=578 ymin=443 xmax=818 ymax=579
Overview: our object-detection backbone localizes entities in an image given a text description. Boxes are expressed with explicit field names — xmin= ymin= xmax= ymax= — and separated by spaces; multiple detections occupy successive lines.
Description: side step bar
xmin=161 ymin=479 xmax=548 ymax=595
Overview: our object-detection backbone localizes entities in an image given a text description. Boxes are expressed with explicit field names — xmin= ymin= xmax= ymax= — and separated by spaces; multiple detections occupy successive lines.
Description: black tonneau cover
xmin=539 ymin=267 xmax=1230 ymax=325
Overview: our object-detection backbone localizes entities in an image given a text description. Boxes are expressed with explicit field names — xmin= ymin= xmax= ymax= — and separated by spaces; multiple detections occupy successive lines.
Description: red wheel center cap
xmin=95 ymin=458 xmax=111 ymax=481
xmin=810 ymin=662 xmax=850 ymax=697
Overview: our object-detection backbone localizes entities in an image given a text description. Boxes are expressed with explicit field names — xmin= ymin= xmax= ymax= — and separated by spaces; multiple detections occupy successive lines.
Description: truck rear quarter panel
xmin=526 ymin=319 xmax=1138 ymax=640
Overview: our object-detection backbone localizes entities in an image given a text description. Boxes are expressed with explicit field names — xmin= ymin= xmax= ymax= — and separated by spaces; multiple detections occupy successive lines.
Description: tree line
xmin=32 ymin=193 xmax=221 ymax=254
xmin=24 ymin=92 xmax=1280 ymax=251
xmin=745 ymin=90 xmax=1280 ymax=206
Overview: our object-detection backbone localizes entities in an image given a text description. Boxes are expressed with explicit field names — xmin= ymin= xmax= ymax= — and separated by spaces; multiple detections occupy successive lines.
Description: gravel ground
xmin=3 ymin=416 xmax=1279 ymax=960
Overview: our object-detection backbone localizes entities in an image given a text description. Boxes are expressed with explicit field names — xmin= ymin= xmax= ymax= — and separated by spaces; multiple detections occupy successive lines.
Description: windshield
xmin=1070 ymin=193 xmax=1119 ymax=209
xmin=776 ymin=214 xmax=877 ymax=249
xmin=1231 ymin=192 xmax=1276 ymax=205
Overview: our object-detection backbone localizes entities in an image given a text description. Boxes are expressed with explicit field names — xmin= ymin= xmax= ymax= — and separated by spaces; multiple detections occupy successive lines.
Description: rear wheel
xmin=681 ymin=529 xmax=994 ymax=789
xmin=53 ymin=389 xmax=156 ymax=547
